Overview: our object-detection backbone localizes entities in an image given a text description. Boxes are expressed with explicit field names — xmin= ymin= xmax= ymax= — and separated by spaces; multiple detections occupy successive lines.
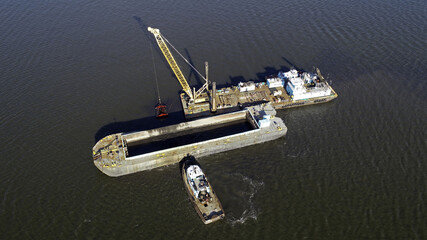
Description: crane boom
xmin=147 ymin=27 xmax=194 ymax=100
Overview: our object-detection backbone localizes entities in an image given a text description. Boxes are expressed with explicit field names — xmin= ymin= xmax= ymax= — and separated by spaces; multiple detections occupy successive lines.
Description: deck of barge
xmin=181 ymin=80 xmax=338 ymax=120
xmin=127 ymin=119 xmax=253 ymax=156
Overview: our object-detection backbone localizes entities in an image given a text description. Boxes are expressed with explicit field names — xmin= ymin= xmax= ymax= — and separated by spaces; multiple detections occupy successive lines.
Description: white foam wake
xmin=228 ymin=173 xmax=264 ymax=226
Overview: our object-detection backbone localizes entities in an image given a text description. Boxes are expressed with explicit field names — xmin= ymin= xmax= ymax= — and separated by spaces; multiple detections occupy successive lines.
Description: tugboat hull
xmin=181 ymin=155 xmax=225 ymax=224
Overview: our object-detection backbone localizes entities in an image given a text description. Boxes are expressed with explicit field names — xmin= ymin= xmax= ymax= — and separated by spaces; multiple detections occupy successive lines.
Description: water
xmin=0 ymin=0 xmax=425 ymax=239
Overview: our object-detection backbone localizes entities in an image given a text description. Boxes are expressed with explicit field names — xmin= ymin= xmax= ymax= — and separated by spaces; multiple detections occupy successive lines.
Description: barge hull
xmin=93 ymin=105 xmax=287 ymax=177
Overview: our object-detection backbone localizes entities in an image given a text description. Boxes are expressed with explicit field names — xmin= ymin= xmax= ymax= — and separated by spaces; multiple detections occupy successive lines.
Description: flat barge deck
xmin=181 ymin=69 xmax=338 ymax=119
xmin=93 ymin=104 xmax=286 ymax=177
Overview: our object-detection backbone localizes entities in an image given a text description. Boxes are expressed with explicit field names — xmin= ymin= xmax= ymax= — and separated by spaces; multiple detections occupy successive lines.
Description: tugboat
xmin=181 ymin=155 xmax=225 ymax=224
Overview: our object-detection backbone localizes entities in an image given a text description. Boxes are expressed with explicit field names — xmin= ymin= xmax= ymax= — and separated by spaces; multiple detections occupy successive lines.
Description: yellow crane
xmin=147 ymin=27 xmax=208 ymax=102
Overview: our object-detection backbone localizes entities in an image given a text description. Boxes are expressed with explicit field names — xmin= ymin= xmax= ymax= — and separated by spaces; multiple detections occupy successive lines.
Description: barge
xmin=182 ymin=68 xmax=338 ymax=120
xmin=93 ymin=104 xmax=286 ymax=177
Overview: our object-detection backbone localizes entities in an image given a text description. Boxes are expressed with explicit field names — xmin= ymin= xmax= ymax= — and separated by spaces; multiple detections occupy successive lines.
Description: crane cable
xmin=150 ymin=41 xmax=161 ymax=103
xmin=159 ymin=32 xmax=207 ymax=82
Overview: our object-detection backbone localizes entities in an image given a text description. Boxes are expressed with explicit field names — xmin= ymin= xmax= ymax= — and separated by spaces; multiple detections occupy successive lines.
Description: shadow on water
xmin=133 ymin=16 xmax=177 ymax=84
xmin=217 ymin=57 xmax=305 ymax=89
xmin=184 ymin=48 xmax=204 ymax=87
xmin=94 ymin=111 xmax=186 ymax=143
xmin=281 ymin=56 xmax=306 ymax=72
xmin=178 ymin=156 xmax=187 ymax=176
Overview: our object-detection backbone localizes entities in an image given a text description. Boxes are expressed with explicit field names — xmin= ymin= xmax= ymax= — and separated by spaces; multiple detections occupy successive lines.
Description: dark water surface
xmin=0 ymin=0 xmax=426 ymax=239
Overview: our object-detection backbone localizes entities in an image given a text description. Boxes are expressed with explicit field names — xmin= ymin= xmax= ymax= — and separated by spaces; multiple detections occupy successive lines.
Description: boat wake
xmin=286 ymin=146 xmax=311 ymax=158
xmin=227 ymin=173 xmax=264 ymax=226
